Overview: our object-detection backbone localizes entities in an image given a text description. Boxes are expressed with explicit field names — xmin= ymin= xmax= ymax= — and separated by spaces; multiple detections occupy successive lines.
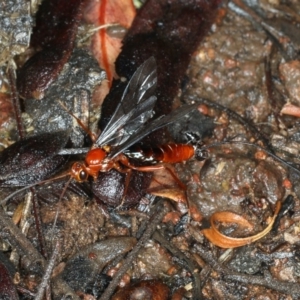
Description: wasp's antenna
xmin=58 ymin=175 xmax=73 ymax=203
xmin=189 ymin=96 xmax=273 ymax=151
xmin=199 ymin=140 xmax=300 ymax=176
xmin=57 ymin=100 xmax=97 ymax=142
xmin=0 ymin=172 xmax=71 ymax=206
xmin=48 ymin=176 xmax=73 ymax=246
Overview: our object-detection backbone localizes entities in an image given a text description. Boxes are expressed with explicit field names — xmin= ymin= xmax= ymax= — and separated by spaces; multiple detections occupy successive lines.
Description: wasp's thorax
xmin=71 ymin=147 xmax=115 ymax=182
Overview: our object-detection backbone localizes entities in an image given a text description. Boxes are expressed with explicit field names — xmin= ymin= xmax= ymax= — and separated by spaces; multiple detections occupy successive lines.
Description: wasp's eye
xmin=79 ymin=170 xmax=88 ymax=181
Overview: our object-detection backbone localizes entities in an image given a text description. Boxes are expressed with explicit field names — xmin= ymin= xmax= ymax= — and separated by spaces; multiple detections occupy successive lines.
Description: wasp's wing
xmin=95 ymin=57 xmax=157 ymax=147
xmin=109 ymin=103 xmax=199 ymax=158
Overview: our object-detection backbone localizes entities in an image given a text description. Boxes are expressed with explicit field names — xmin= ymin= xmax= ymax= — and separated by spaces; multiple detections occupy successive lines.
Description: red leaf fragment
xmin=85 ymin=0 xmax=136 ymax=85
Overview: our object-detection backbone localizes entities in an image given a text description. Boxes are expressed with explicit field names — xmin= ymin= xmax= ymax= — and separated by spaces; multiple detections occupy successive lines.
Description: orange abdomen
xmin=127 ymin=144 xmax=195 ymax=163
xmin=155 ymin=144 xmax=195 ymax=163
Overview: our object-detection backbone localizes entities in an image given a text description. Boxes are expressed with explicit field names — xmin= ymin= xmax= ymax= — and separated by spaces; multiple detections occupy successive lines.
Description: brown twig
xmin=99 ymin=199 xmax=171 ymax=300
xmin=0 ymin=209 xmax=45 ymax=272
xmin=7 ymin=62 xmax=25 ymax=139
xmin=8 ymin=62 xmax=47 ymax=258
xmin=153 ymin=231 xmax=202 ymax=299
xmin=31 ymin=189 xmax=47 ymax=258
xmin=0 ymin=209 xmax=79 ymax=299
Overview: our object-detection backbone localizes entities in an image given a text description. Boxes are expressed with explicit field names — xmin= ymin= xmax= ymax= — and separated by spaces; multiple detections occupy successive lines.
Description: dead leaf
xmin=147 ymin=166 xmax=187 ymax=203
xmin=202 ymin=201 xmax=281 ymax=248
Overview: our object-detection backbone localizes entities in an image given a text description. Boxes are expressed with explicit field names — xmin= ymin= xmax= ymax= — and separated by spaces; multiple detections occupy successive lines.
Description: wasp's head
xmin=70 ymin=162 xmax=89 ymax=182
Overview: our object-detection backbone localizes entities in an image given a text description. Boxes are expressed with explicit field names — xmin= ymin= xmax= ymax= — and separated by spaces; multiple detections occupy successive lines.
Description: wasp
xmin=69 ymin=57 xmax=201 ymax=198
